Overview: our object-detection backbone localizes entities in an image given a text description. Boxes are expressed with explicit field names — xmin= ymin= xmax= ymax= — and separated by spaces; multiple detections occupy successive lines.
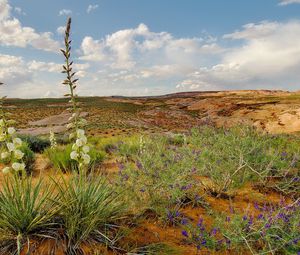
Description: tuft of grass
xmin=45 ymin=144 xmax=105 ymax=173
xmin=53 ymin=174 xmax=125 ymax=252
xmin=0 ymin=176 xmax=57 ymax=255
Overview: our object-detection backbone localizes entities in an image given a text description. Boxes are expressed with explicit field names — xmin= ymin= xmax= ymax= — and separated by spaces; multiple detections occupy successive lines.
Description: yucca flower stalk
xmin=61 ymin=18 xmax=90 ymax=172
xmin=49 ymin=130 xmax=57 ymax=148
xmin=0 ymin=82 xmax=26 ymax=176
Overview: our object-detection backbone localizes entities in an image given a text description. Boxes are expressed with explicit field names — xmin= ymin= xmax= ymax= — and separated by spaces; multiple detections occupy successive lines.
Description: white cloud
xmin=28 ymin=60 xmax=90 ymax=73
xmin=0 ymin=0 xmax=10 ymax=21
xmin=56 ymin=26 xmax=65 ymax=35
xmin=80 ymin=36 xmax=107 ymax=61
xmin=278 ymin=0 xmax=300 ymax=5
xmin=178 ymin=20 xmax=300 ymax=92
xmin=0 ymin=0 xmax=60 ymax=52
xmin=59 ymin=9 xmax=72 ymax=16
xmin=87 ymin=4 xmax=99 ymax=13
xmin=79 ymin=23 xmax=219 ymax=70
xmin=0 ymin=54 xmax=32 ymax=87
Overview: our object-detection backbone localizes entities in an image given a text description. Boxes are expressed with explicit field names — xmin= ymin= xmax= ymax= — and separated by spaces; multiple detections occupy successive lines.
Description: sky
xmin=1 ymin=0 xmax=300 ymax=98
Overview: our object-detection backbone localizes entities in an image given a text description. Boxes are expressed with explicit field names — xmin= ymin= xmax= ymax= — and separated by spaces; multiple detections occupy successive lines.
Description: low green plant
xmin=0 ymin=176 xmax=57 ymax=255
xmin=18 ymin=134 xmax=50 ymax=153
xmin=188 ymin=126 xmax=300 ymax=196
xmin=45 ymin=144 xmax=104 ymax=173
xmin=216 ymin=200 xmax=300 ymax=254
xmin=117 ymin=135 xmax=198 ymax=219
xmin=53 ymin=174 xmax=125 ymax=252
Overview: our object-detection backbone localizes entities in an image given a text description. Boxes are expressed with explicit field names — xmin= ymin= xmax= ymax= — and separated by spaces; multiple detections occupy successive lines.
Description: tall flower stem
xmin=61 ymin=18 xmax=90 ymax=174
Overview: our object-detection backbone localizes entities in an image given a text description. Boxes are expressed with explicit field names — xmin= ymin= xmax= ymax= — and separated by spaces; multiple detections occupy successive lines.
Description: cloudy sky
xmin=1 ymin=0 xmax=300 ymax=98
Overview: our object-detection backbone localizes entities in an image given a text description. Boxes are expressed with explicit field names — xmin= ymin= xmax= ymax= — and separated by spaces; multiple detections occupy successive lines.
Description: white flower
xmin=6 ymin=142 xmax=15 ymax=152
xmin=12 ymin=162 xmax=25 ymax=171
xmin=2 ymin=166 xmax=10 ymax=174
xmin=77 ymin=129 xmax=85 ymax=138
xmin=7 ymin=127 xmax=16 ymax=135
xmin=82 ymin=154 xmax=90 ymax=165
xmin=81 ymin=136 xmax=87 ymax=144
xmin=82 ymin=145 xmax=90 ymax=153
xmin=13 ymin=137 xmax=22 ymax=147
xmin=70 ymin=151 xmax=78 ymax=160
xmin=76 ymin=138 xmax=85 ymax=147
xmin=14 ymin=150 xmax=24 ymax=160
xmin=1 ymin=151 xmax=10 ymax=159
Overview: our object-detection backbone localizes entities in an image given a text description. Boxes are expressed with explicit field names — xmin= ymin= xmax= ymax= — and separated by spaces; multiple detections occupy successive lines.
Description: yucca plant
xmin=0 ymin=82 xmax=27 ymax=176
xmin=45 ymin=144 xmax=104 ymax=173
xmin=61 ymin=17 xmax=90 ymax=173
xmin=0 ymin=176 xmax=58 ymax=255
xmin=53 ymin=174 xmax=125 ymax=253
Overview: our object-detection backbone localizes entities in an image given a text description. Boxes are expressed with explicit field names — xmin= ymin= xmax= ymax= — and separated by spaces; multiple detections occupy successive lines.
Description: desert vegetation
xmin=0 ymin=18 xmax=299 ymax=255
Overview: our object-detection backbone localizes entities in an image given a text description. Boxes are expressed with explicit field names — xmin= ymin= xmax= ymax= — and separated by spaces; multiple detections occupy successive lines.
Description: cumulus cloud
xmin=0 ymin=54 xmax=32 ymax=87
xmin=59 ymin=9 xmax=72 ymax=16
xmin=87 ymin=4 xmax=99 ymax=13
xmin=79 ymin=23 xmax=220 ymax=70
xmin=56 ymin=26 xmax=65 ymax=35
xmin=178 ymin=20 xmax=300 ymax=91
xmin=28 ymin=60 xmax=90 ymax=76
xmin=0 ymin=0 xmax=60 ymax=52
xmin=278 ymin=0 xmax=300 ymax=5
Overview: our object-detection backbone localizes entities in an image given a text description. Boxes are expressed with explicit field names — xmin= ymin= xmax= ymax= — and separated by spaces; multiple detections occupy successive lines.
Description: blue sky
xmin=1 ymin=0 xmax=300 ymax=98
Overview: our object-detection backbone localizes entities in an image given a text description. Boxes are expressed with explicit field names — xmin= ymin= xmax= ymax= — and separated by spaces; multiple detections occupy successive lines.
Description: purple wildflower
xmin=136 ymin=160 xmax=143 ymax=170
xmin=210 ymin=228 xmax=218 ymax=236
xmin=182 ymin=230 xmax=189 ymax=238
xmin=197 ymin=218 xmax=204 ymax=227
xmin=181 ymin=218 xmax=188 ymax=225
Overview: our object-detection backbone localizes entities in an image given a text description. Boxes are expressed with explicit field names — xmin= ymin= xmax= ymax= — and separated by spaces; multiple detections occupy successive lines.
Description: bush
xmin=215 ymin=200 xmax=300 ymax=254
xmin=19 ymin=142 xmax=35 ymax=174
xmin=45 ymin=144 xmax=105 ymax=173
xmin=0 ymin=176 xmax=57 ymax=254
xmin=117 ymin=135 xmax=199 ymax=220
xmin=188 ymin=126 xmax=300 ymax=196
xmin=53 ymin=174 xmax=125 ymax=252
xmin=18 ymin=135 xmax=50 ymax=153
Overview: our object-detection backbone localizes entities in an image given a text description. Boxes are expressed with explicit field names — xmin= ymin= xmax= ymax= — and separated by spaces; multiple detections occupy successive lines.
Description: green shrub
xmin=19 ymin=142 xmax=35 ymax=174
xmin=117 ymin=135 xmax=199 ymax=219
xmin=188 ymin=126 xmax=300 ymax=196
xmin=0 ymin=176 xmax=57 ymax=254
xmin=215 ymin=200 xmax=300 ymax=254
xmin=53 ymin=174 xmax=125 ymax=252
xmin=45 ymin=144 xmax=105 ymax=173
xmin=18 ymin=135 xmax=50 ymax=153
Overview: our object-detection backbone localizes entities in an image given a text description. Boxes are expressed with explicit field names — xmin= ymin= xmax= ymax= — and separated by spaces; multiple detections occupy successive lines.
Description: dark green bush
xmin=19 ymin=135 xmax=50 ymax=153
